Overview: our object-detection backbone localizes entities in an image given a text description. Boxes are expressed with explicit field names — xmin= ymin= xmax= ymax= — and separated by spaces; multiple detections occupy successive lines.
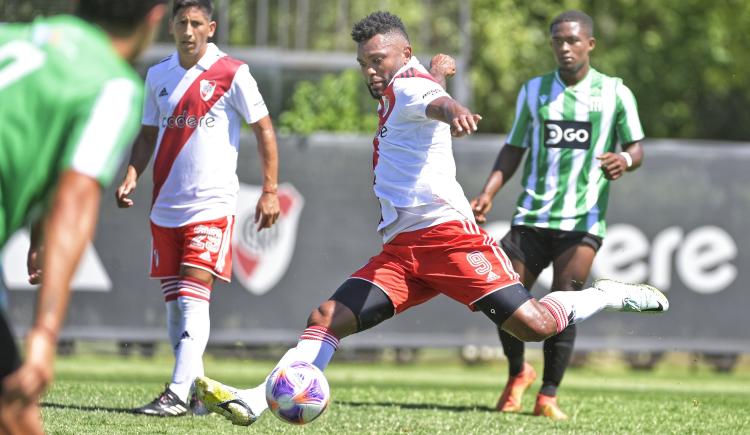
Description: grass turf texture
xmin=42 ymin=352 xmax=750 ymax=434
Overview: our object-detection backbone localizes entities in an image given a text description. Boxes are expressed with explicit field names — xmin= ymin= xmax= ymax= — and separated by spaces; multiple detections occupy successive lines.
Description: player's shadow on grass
xmin=41 ymin=402 xmax=139 ymax=414
xmin=338 ymin=400 xmax=512 ymax=414
xmin=338 ymin=401 xmax=538 ymax=417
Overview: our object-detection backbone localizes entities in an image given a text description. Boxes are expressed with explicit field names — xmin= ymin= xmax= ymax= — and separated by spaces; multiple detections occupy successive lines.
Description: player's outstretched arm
xmin=425 ymin=96 xmax=482 ymax=137
xmin=115 ymin=125 xmax=158 ymax=208
xmin=429 ymin=53 xmax=456 ymax=90
xmin=1 ymin=170 xmax=101 ymax=414
xmin=250 ymin=115 xmax=280 ymax=231
xmin=597 ymin=141 xmax=643 ymax=181
xmin=471 ymin=145 xmax=527 ymax=223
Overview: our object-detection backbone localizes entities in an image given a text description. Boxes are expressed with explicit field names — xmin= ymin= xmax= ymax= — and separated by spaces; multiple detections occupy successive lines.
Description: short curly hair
xmin=550 ymin=10 xmax=594 ymax=37
xmin=351 ymin=11 xmax=410 ymax=44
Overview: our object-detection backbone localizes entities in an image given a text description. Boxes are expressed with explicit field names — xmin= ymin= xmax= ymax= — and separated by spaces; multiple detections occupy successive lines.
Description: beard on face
xmin=367 ymin=84 xmax=381 ymax=100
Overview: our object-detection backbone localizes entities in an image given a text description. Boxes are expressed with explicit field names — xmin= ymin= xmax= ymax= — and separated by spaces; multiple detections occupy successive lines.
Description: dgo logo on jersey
xmin=200 ymin=79 xmax=217 ymax=101
xmin=544 ymin=120 xmax=592 ymax=149
xmin=232 ymin=183 xmax=304 ymax=295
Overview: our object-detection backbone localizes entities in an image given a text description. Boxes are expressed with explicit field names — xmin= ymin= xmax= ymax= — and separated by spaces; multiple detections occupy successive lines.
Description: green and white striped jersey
xmin=0 ymin=15 xmax=143 ymax=246
xmin=506 ymin=68 xmax=644 ymax=237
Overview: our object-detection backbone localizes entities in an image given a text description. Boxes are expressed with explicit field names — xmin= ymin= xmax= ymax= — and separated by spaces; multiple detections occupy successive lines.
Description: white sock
xmin=295 ymin=326 xmax=340 ymax=371
xmin=539 ymin=287 xmax=609 ymax=333
xmin=161 ymin=279 xmax=182 ymax=350
xmin=239 ymin=326 xmax=340 ymax=413
xmin=165 ymin=300 xmax=181 ymax=350
xmin=169 ymin=283 xmax=211 ymax=403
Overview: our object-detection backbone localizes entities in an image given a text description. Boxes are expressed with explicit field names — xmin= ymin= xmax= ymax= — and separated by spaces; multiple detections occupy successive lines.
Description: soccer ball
xmin=265 ymin=361 xmax=330 ymax=425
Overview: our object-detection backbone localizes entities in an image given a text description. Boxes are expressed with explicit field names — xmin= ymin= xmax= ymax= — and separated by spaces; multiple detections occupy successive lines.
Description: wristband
xmin=619 ymin=151 xmax=633 ymax=168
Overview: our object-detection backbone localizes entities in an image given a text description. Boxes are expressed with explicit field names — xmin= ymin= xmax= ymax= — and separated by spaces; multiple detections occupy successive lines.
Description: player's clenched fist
xmin=429 ymin=53 xmax=456 ymax=78
xmin=597 ymin=152 xmax=627 ymax=180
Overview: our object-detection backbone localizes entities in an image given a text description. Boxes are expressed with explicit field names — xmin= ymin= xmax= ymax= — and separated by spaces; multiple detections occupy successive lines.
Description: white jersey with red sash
xmin=373 ymin=57 xmax=475 ymax=242
xmin=142 ymin=43 xmax=269 ymax=228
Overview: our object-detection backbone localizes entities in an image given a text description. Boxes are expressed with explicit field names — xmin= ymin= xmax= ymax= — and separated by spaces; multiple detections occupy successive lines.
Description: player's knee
xmin=307 ymin=300 xmax=338 ymax=327
xmin=498 ymin=298 xmax=558 ymax=342
xmin=328 ymin=278 xmax=395 ymax=333
xmin=306 ymin=300 xmax=358 ymax=339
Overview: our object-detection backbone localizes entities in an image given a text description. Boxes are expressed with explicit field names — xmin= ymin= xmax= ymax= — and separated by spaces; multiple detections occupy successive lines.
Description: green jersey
xmin=506 ymin=68 xmax=644 ymax=237
xmin=0 ymin=15 xmax=143 ymax=246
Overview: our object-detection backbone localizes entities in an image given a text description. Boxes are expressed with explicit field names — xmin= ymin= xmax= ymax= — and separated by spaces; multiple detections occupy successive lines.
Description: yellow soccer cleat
xmin=495 ymin=362 xmax=537 ymax=412
xmin=533 ymin=393 xmax=569 ymax=420
xmin=194 ymin=376 xmax=259 ymax=426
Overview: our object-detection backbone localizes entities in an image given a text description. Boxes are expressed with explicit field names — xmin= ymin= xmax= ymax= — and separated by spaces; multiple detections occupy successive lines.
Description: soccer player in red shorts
xmin=115 ymin=0 xmax=280 ymax=416
xmin=194 ymin=11 xmax=668 ymax=426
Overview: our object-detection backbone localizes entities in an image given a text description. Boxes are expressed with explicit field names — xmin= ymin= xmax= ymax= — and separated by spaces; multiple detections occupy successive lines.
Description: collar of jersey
xmin=167 ymin=42 xmax=223 ymax=71
xmin=388 ymin=56 xmax=422 ymax=87
xmin=554 ymin=66 xmax=597 ymax=91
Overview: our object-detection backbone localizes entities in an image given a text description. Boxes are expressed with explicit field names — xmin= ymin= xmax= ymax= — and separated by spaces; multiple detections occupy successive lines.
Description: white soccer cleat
xmin=593 ymin=278 xmax=669 ymax=313
xmin=194 ymin=376 xmax=260 ymax=426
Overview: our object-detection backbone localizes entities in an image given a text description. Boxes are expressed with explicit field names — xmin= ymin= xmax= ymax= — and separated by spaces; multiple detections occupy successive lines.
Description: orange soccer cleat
xmin=495 ymin=362 xmax=537 ymax=412
xmin=533 ymin=393 xmax=569 ymax=420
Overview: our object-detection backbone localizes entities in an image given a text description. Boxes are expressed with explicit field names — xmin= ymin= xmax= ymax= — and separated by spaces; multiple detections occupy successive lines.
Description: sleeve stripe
xmin=71 ymin=78 xmax=136 ymax=181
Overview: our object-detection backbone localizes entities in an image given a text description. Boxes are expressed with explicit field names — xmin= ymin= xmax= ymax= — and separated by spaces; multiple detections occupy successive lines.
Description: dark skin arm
xmin=597 ymin=141 xmax=643 ymax=180
xmin=115 ymin=125 xmax=159 ymax=208
xmin=250 ymin=115 xmax=280 ymax=230
xmin=2 ymin=170 xmax=101 ymax=414
xmin=425 ymin=96 xmax=482 ymax=137
xmin=429 ymin=53 xmax=456 ymax=90
xmin=470 ymin=144 xmax=527 ymax=223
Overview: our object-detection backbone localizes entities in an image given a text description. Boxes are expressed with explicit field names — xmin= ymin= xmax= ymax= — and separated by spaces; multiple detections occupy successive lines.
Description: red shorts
xmin=150 ymin=216 xmax=235 ymax=282
xmin=351 ymin=220 xmax=521 ymax=314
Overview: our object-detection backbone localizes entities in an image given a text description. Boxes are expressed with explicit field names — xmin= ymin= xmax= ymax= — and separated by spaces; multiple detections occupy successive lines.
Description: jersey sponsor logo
xmin=232 ymin=183 xmax=304 ymax=295
xmin=200 ymin=79 xmax=217 ymax=101
xmin=1 ymin=230 xmax=112 ymax=292
xmin=158 ymin=87 xmax=168 ymax=97
xmin=544 ymin=120 xmax=592 ymax=149
xmin=161 ymin=110 xmax=216 ymax=129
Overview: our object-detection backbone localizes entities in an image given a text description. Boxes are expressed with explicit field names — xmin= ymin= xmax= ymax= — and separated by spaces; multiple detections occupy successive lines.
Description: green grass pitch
xmin=41 ymin=351 xmax=750 ymax=434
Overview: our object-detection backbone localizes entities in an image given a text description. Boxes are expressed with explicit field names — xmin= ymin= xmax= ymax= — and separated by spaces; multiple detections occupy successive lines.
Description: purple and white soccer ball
xmin=265 ymin=361 xmax=330 ymax=425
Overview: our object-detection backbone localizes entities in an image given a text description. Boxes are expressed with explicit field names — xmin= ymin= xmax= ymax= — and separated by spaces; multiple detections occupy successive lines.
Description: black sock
xmin=499 ymin=327 xmax=525 ymax=377
xmin=540 ymin=323 xmax=577 ymax=397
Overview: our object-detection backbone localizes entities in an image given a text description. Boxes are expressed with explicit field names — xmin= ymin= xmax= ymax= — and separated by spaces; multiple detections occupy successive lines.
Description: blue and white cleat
xmin=194 ymin=376 xmax=259 ymax=426
xmin=593 ymin=278 xmax=669 ymax=313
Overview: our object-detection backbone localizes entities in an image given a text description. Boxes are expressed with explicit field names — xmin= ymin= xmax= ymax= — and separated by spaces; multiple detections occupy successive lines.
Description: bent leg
xmin=282 ymin=278 xmax=395 ymax=371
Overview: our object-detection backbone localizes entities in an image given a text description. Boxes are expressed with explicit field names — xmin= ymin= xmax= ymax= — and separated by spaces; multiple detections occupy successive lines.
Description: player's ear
xmin=208 ymin=20 xmax=217 ymax=38
xmin=402 ymin=44 xmax=412 ymax=61
xmin=588 ymin=36 xmax=596 ymax=51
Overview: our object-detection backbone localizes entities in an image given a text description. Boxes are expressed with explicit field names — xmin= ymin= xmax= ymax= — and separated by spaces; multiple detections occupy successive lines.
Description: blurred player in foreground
xmin=0 ymin=1 xmax=167 ymax=433
xmin=115 ymin=0 xmax=280 ymax=417
xmin=194 ymin=11 xmax=667 ymax=427
xmin=470 ymin=10 xmax=646 ymax=420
